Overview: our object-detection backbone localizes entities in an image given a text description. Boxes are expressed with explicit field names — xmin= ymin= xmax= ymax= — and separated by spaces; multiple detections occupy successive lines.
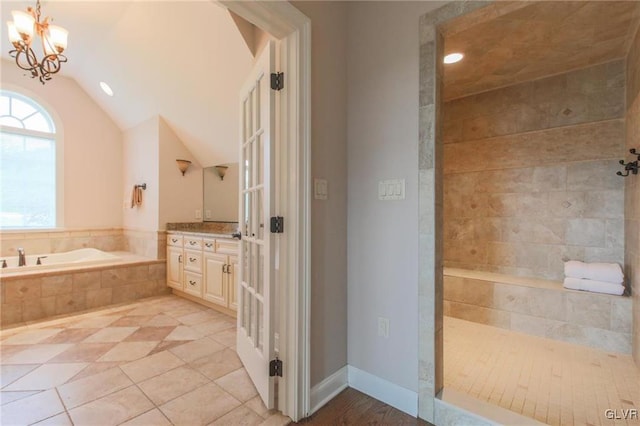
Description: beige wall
xmin=291 ymin=1 xmax=348 ymax=388
xmin=625 ymin=25 xmax=640 ymax=367
xmin=443 ymin=61 xmax=626 ymax=280
xmin=1 ymin=59 xmax=123 ymax=230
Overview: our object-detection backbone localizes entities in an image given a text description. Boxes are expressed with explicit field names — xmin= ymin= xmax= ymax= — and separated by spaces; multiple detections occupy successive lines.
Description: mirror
xmin=203 ymin=163 xmax=239 ymax=222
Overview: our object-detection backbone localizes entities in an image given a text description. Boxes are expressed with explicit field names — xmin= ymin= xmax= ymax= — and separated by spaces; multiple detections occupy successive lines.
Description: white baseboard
xmin=347 ymin=366 xmax=417 ymax=416
xmin=309 ymin=365 xmax=348 ymax=415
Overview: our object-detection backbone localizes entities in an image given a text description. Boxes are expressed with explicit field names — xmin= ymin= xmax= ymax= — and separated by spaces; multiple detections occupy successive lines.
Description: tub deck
xmin=443 ymin=267 xmax=632 ymax=354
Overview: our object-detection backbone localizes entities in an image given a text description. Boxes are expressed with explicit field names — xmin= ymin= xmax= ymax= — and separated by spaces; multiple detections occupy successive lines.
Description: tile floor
xmin=0 ymin=295 xmax=291 ymax=426
xmin=445 ymin=316 xmax=640 ymax=426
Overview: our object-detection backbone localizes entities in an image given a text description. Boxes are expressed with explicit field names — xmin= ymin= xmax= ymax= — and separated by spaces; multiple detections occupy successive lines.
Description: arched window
xmin=0 ymin=91 xmax=58 ymax=229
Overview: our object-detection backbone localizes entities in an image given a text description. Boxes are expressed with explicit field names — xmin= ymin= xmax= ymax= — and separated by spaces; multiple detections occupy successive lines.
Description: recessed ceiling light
xmin=99 ymin=81 xmax=114 ymax=96
xmin=444 ymin=53 xmax=464 ymax=64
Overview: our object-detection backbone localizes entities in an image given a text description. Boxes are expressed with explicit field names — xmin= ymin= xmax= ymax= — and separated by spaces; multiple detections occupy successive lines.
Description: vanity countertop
xmin=167 ymin=230 xmax=238 ymax=240
xmin=166 ymin=222 xmax=238 ymax=235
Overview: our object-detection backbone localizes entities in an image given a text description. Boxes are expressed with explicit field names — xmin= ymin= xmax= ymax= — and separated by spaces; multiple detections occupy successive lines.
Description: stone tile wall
xmin=625 ymin=25 xmax=640 ymax=368
xmin=0 ymin=229 xmax=126 ymax=258
xmin=122 ymin=230 xmax=166 ymax=260
xmin=443 ymin=61 xmax=626 ymax=280
xmin=444 ymin=274 xmax=632 ymax=354
xmin=0 ymin=262 xmax=169 ymax=327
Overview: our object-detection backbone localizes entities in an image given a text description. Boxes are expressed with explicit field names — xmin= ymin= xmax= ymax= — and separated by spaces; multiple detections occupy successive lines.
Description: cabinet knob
xmin=205 ymin=243 xmax=212 ymax=248
xmin=172 ymin=238 xmax=178 ymax=243
xmin=190 ymin=241 xmax=196 ymax=245
xmin=189 ymin=280 xmax=196 ymax=286
xmin=223 ymin=264 xmax=228 ymax=273
xmin=178 ymin=255 xmax=182 ymax=263
xmin=189 ymin=257 xmax=197 ymax=262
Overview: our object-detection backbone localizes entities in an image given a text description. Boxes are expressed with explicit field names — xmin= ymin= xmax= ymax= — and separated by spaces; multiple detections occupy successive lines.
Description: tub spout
xmin=18 ymin=248 xmax=26 ymax=266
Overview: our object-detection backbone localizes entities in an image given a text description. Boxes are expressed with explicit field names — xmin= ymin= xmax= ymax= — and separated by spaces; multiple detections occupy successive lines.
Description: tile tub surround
xmin=443 ymin=60 xmax=626 ymax=281
xmin=123 ymin=229 xmax=167 ymax=260
xmin=0 ymin=256 xmax=169 ymax=327
xmin=625 ymin=19 xmax=640 ymax=368
xmin=0 ymin=229 xmax=126 ymax=258
xmin=443 ymin=268 xmax=632 ymax=354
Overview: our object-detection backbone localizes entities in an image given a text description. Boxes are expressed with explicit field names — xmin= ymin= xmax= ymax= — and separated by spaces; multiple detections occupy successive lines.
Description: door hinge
xmin=269 ymin=358 xmax=283 ymax=377
xmin=271 ymin=72 xmax=284 ymax=91
xmin=270 ymin=216 xmax=284 ymax=233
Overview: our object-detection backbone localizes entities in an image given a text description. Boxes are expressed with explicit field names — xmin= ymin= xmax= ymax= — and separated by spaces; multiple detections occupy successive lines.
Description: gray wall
xmin=347 ymin=1 xmax=446 ymax=394
xmin=443 ymin=61 xmax=626 ymax=280
xmin=292 ymin=1 xmax=349 ymax=387
xmin=625 ymin=24 xmax=640 ymax=367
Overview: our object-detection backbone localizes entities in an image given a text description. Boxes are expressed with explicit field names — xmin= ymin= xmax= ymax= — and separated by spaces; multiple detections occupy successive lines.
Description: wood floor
xmin=296 ymin=388 xmax=434 ymax=425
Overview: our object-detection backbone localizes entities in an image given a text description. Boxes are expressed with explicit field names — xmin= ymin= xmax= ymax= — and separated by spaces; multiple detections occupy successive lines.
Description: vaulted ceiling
xmin=1 ymin=0 xmax=255 ymax=166
xmin=443 ymin=1 xmax=640 ymax=100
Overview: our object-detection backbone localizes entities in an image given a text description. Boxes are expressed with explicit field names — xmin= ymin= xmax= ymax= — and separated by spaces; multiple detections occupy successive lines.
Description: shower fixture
xmin=616 ymin=148 xmax=640 ymax=177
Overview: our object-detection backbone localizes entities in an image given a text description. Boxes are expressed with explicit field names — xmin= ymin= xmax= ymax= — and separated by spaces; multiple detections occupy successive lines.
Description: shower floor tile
xmin=444 ymin=316 xmax=640 ymax=426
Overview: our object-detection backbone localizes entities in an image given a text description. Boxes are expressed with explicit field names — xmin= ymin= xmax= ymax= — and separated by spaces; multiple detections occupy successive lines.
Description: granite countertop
xmin=167 ymin=230 xmax=238 ymax=240
xmin=166 ymin=222 xmax=238 ymax=235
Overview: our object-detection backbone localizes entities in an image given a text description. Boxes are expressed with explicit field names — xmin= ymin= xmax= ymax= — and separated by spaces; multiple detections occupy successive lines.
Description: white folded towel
xmin=563 ymin=277 xmax=625 ymax=296
xmin=564 ymin=260 xmax=623 ymax=284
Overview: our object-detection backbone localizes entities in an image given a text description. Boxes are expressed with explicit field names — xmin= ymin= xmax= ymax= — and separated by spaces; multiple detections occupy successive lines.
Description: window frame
xmin=0 ymin=87 xmax=64 ymax=230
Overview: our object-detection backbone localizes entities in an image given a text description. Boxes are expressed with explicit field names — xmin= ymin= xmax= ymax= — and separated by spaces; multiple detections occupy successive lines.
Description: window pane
xmin=11 ymin=98 xmax=36 ymax=120
xmin=23 ymin=114 xmax=52 ymax=133
xmin=0 ymin=132 xmax=56 ymax=228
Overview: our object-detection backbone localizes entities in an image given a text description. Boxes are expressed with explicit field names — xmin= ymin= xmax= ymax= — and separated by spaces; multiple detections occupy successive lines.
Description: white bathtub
xmin=1 ymin=248 xmax=120 ymax=273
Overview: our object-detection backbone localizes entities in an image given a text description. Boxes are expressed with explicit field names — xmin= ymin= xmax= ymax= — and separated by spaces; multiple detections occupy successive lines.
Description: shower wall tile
xmin=444 ymin=61 xmax=625 ymax=280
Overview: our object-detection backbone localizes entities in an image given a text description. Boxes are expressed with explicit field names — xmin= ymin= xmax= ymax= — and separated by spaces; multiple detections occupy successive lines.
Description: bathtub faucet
xmin=18 ymin=248 xmax=26 ymax=266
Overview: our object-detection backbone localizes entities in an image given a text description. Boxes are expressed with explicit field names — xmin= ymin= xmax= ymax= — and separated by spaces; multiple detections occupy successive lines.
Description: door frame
xmin=217 ymin=1 xmax=311 ymax=421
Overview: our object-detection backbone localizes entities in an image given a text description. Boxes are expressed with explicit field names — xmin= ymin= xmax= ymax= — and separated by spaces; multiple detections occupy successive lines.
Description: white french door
xmin=237 ymin=41 xmax=277 ymax=408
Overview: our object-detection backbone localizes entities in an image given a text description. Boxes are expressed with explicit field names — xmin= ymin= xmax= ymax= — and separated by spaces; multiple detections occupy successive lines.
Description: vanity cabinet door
xmin=167 ymin=246 xmax=183 ymax=290
xmin=203 ymin=253 xmax=227 ymax=307
xmin=228 ymin=256 xmax=239 ymax=311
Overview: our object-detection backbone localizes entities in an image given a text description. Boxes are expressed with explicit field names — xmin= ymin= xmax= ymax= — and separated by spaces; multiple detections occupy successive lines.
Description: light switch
xmin=378 ymin=179 xmax=405 ymax=201
xmin=205 ymin=210 xmax=212 ymax=219
xmin=195 ymin=209 xmax=202 ymax=219
xmin=314 ymin=178 xmax=328 ymax=200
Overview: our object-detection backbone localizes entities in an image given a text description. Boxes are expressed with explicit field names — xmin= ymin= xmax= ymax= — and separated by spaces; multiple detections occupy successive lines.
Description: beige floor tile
xmin=68 ymin=385 xmax=154 ymax=426
xmin=67 ymin=316 xmax=119 ymax=329
xmin=120 ymin=408 xmax=172 ymax=426
xmin=82 ymin=327 xmax=139 ymax=343
xmin=1 ymin=364 xmax=39 ymax=388
xmin=148 ymin=340 xmax=189 ymax=356
xmin=48 ymin=342 xmax=116 ymax=363
xmin=160 ymin=382 xmax=241 ymax=426
xmin=0 ymin=389 xmax=65 ymax=425
xmin=169 ymin=337 xmax=225 ymax=363
xmin=110 ymin=315 xmax=154 ymax=327
xmin=1 ymin=390 xmax=39 ymax=405
xmin=124 ymin=326 xmax=176 ymax=342
xmin=259 ymin=413 xmax=292 ymax=426
xmin=125 ymin=305 xmax=166 ymax=317
xmin=215 ymin=368 xmax=258 ymax=403
xmin=2 ymin=328 xmax=64 ymax=345
xmin=190 ymin=348 xmax=243 ymax=380
xmin=1 ymin=344 xmax=73 ymax=364
xmin=4 ymin=363 xmax=87 ymax=391
xmin=191 ymin=318 xmax=236 ymax=337
xmin=138 ymin=365 xmax=210 ymax=405
xmin=32 ymin=412 xmax=73 ymax=425
xmin=244 ymin=395 xmax=276 ymax=419
xmin=165 ymin=305 xmax=206 ymax=319
xmin=164 ymin=325 xmax=204 ymax=341
xmin=143 ymin=314 xmax=181 ymax=327
xmin=120 ymin=350 xmax=184 ymax=383
xmin=210 ymin=328 xmax=237 ymax=348
xmin=97 ymin=341 xmax=159 ymax=362
xmin=67 ymin=361 xmax=122 ymax=383
xmin=40 ymin=328 xmax=100 ymax=344
xmin=210 ymin=405 xmax=264 ymax=426
xmin=177 ymin=311 xmax=219 ymax=326
xmin=57 ymin=366 xmax=133 ymax=409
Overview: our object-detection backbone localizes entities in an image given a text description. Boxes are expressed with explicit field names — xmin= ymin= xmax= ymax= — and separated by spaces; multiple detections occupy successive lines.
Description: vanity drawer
xmin=184 ymin=237 xmax=203 ymax=250
xmin=203 ymin=239 xmax=216 ymax=252
xmin=184 ymin=249 xmax=203 ymax=272
xmin=216 ymin=240 xmax=238 ymax=255
xmin=184 ymin=271 xmax=203 ymax=296
xmin=167 ymin=235 xmax=183 ymax=247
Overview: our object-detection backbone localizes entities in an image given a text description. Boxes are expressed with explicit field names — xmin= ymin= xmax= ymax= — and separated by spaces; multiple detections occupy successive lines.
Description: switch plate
xmin=378 ymin=179 xmax=405 ymax=200
xmin=378 ymin=317 xmax=390 ymax=338
xmin=205 ymin=210 xmax=212 ymax=219
xmin=314 ymin=178 xmax=328 ymax=200
xmin=195 ymin=209 xmax=202 ymax=219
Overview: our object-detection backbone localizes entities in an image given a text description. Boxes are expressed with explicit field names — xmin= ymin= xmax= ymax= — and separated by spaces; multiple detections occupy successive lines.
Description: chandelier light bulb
xmin=7 ymin=21 xmax=21 ymax=47
xmin=11 ymin=10 xmax=34 ymax=42
xmin=48 ymin=25 xmax=68 ymax=53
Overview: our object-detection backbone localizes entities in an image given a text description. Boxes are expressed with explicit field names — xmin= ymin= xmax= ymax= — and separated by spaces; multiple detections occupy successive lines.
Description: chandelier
xmin=6 ymin=0 xmax=69 ymax=84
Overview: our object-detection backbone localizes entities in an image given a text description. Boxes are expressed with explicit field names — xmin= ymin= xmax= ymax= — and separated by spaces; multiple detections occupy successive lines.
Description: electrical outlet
xmin=195 ymin=209 xmax=202 ymax=219
xmin=205 ymin=210 xmax=212 ymax=219
xmin=378 ymin=317 xmax=390 ymax=338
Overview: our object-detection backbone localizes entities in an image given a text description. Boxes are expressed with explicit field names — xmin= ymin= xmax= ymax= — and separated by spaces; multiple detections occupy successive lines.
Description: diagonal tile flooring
xmin=0 ymin=295 xmax=291 ymax=426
